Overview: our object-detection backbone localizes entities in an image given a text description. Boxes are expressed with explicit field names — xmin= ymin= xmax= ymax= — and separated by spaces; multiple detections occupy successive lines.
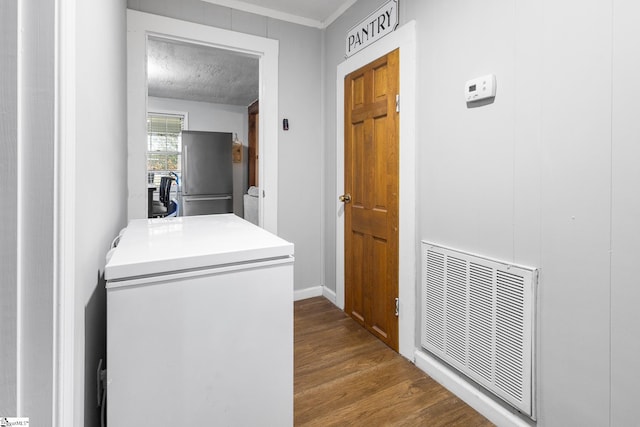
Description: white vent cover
xmin=421 ymin=242 xmax=537 ymax=419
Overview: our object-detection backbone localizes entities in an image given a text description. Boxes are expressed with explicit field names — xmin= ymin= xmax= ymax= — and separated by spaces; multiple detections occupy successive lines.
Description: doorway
xmin=343 ymin=49 xmax=400 ymax=351
xmin=127 ymin=10 xmax=280 ymax=233
xmin=145 ymin=37 xmax=258 ymax=219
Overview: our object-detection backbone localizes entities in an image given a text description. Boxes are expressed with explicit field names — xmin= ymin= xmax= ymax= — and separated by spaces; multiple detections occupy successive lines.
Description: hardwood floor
xmin=294 ymin=297 xmax=493 ymax=427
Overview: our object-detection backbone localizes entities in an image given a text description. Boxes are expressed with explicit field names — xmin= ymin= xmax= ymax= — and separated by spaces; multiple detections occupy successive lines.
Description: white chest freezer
xmin=105 ymin=214 xmax=294 ymax=426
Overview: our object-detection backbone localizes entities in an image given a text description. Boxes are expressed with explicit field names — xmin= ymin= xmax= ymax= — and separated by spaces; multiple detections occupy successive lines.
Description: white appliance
xmin=243 ymin=185 xmax=259 ymax=225
xmin=105 ymin=214 xmax=294 ymax=426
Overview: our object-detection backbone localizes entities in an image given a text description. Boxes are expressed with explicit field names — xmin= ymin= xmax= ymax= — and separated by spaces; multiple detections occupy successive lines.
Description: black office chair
xmin=150 ymin=177 xmax=174 ymax=218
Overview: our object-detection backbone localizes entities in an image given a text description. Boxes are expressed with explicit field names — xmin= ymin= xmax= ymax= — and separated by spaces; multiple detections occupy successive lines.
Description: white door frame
xmin=127 ymin=10 xmax=279 ymax=233
xmin=54 ymin=0 xmax=77 ymax=424
xmin=335 ymin=21 xmax=416 ymax=360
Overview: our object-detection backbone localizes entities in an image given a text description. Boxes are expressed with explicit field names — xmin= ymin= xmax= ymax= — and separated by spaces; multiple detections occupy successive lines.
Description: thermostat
xmin=465 ymin=74 xmax=496 ymax=102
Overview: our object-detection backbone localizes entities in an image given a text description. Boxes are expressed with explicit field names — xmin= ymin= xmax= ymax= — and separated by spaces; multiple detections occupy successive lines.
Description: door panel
xmin=181 ymin=131 xmax=233 ymax=196
xmin=370 ymin=236 xmax=389 ymax=340
xmin=352 ymin=123 xmax=365 ymax=207
xmin=374 ymin=117 xmax=389 ymax=207
xmin=373 ymin=63 xmax=388 ymax=99
xmin=348 ymin=231 xmax=366 ymax=324
xmin=352 ymin=73 xmax=365 ymax=107
xmin=344 ymin=49 xmax=399 ymax=351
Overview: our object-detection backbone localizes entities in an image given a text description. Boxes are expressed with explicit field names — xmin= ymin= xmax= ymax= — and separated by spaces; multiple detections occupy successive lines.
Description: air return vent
xmin=421 ymin=242 xmax=537 ymax=419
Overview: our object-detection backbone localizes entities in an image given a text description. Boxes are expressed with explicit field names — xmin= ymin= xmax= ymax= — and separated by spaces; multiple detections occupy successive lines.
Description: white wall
xmin=16 ymin=0 xmax=56 ymax=424
xmin=147 ymin=96 xmax=249 ymax=215
xmin=611 ymin=1 xmax=640 ymax=424
xmin=0 ymin=0 xmax=18 ymax=416
xmin=148 ymin=96 xmax=248 ymax=137
xmin=128 ymin=0 xmax=323 ymax=292
xmin=0 ymin=2 xmax=127 ymax=425
xmin=75 ymin=1 xmax=128 ymax=426
xmin=323 ymin=0 xmax=640 ymax=425
xmin=268 ymin=20 xmax=323 ymax=294
xmin=535 ymin=1 xmax=611 ymax=423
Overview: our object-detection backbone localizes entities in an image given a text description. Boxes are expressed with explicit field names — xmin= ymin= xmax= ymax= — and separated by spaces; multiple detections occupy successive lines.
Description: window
xmin=147 ymin=113 xmax=184 ymax=186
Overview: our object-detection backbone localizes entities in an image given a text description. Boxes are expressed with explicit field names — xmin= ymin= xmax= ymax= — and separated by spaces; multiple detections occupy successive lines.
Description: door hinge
xmin=395 ymin=297 xmax=399 ymax=317
xmin=395 ymin=94 xmax=400 ymax=112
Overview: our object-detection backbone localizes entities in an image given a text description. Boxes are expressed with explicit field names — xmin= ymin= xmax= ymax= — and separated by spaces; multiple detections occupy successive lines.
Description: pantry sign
xmin=345 ymin=0 xmax=398 ymax=57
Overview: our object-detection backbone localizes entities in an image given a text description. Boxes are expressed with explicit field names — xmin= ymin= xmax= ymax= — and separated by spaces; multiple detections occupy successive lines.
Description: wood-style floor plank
xmin=294 ymin=297 xmax=493 ymax=427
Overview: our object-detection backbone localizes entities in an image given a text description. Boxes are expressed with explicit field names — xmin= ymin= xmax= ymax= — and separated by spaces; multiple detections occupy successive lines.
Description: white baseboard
xmin=293 ymin=286 xmax=323 ymax=301
xmin=293 ymin=286 xmax=338 ymax=303
xmin=414 ymin=350 xmax=533 ymax=427
xmin=322 ymin=286 xmax=337 ymax=304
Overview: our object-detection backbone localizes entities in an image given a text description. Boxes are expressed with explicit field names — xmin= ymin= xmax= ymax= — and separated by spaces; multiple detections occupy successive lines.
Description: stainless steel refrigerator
xmin=180 ymin=131 xmax=233 ymax=216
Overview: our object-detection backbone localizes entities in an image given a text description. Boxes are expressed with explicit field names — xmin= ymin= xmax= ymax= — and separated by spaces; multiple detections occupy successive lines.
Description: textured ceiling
xmin=147 ymin=37 xmax=259 ymax=106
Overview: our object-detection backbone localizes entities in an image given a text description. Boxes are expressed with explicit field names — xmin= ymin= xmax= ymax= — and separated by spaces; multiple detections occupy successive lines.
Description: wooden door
xmin=248 ymin=100 xmax=259 ymax=187
xmin=343 ymin=49 xmax=399 ymax=351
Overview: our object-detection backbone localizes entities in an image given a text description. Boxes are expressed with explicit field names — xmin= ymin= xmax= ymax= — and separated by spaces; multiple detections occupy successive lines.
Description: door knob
xmin=339 ymin=193 xmax=351 ymax=203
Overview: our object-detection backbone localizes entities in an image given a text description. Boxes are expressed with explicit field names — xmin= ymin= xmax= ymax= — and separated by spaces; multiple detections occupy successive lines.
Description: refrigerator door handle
xmin=183 ymin=144 xmax=189 ymax=194
xmin=184 ymin=196 xmax=232 ymax=202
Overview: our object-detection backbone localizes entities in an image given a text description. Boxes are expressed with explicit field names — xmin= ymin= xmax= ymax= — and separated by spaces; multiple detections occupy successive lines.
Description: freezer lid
xmin=105 ymin=214 xmax=294 ymax=282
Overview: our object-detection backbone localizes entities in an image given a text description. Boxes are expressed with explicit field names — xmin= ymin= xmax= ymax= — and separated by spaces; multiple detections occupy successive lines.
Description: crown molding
xmin=201 ymin=0 xmax=357 ymax=29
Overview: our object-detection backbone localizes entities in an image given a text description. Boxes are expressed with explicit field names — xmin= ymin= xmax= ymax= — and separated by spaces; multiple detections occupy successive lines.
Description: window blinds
xmin=147 ymin=113 xmax=184 ymax=185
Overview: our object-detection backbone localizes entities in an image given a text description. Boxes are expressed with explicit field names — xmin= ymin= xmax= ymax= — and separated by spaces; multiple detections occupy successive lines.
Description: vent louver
xmin=421 ymin=242 xmax=537 ymax=419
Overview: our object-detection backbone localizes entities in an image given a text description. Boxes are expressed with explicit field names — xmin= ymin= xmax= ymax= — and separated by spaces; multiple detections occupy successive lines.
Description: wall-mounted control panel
xmin=465 ymin=74 xmax=496 ymax=102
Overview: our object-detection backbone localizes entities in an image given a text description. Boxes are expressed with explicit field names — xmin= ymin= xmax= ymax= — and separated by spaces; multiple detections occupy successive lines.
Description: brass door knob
xmin=339 ymin=193 xmax=352 ymax=203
